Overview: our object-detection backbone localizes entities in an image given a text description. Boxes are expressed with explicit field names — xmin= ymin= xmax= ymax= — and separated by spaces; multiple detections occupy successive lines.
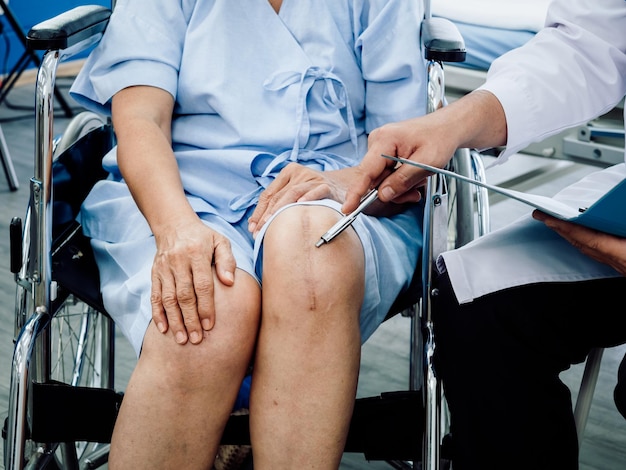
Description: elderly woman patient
xmin=69 ymin=0 xmax=426 ymax=468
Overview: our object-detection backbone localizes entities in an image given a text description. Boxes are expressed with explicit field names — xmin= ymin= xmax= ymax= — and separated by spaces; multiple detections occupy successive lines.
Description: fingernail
xmin=175 ymin=331 xmax=187 ymax=344
xmin=381 ymin=186 xmax=396 ymax=200
xmin=157 ymin=322 xmax=166 ymax=333
xmin=248 ymin=221 xmax=257 ymax=233
xmin=202 ymin=319 xmax=212 ymax=330
xmin=190 ymin=331 xmax=201 ymax=344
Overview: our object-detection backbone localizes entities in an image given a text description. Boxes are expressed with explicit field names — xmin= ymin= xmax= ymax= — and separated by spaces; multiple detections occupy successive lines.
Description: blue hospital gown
xmin=70 ymin=0 xmax=427 ymax=356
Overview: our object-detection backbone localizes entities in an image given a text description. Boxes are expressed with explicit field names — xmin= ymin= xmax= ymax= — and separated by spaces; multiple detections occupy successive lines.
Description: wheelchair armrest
xmin=422 ymin=17 xmax=466 ymax=63
xmin=27 ymin=5 xmax=111 ymax=51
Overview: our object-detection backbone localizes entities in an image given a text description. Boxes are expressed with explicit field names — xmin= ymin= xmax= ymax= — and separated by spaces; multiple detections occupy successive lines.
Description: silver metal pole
xmin=5 ymin=309 xmax=49 ymax=470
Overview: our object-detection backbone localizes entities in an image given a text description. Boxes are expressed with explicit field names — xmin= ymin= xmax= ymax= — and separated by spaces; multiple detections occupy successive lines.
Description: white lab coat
xmin=438 ymin=0 xmax=626 ymax=304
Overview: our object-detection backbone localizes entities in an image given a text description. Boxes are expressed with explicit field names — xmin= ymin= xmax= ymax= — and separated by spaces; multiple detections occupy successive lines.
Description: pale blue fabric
xmin=70 ymin=0 xmax=426 ymax=356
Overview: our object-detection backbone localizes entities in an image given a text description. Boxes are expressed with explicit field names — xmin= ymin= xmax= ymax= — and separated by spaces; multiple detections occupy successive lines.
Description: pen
xmin=315 ymin=188 xmax=379 ymax=247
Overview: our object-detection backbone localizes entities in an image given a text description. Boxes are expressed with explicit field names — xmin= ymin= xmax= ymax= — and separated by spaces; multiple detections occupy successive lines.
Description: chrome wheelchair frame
xmin=3 ymin=4 xmax=489 ymax=470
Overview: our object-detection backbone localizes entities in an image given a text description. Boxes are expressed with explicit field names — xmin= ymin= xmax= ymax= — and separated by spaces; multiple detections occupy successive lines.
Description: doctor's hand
xmin=343 ymin=115 xmax=455 ymax=214
xmin=533 ymin=211 xmax=626 ymax=276
xmin=343 ymin=90 xmax=509 ymax=214
xmin=151 ymin=219 xmax=236 ymax=345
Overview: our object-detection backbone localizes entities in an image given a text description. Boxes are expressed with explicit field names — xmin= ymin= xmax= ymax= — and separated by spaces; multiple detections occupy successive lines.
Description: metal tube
xmin=427 ymin=62 xmax=445 ymax=114
xmin=574 ymin=348 xmax=604 ymax=443
xmin=32 ymin=49 xmax=60 ymax=384
xmin=470 ymin=149 xmax=491 ymax=236
xmin=421 ymin=177 xmax=441 ymax=470
xmin=421 ymin=57 xmax=446 ymax=470
xmin=5 ymin=309 xmax=49 ymax=470
xmin=451 ymin=148 xmax=475 ymax=248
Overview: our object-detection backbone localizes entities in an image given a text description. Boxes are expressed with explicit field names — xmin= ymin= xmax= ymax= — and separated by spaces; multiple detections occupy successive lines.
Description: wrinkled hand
xmin=151 ymin=219 xmax=236 ymax=345
xmin=533 ymin=211 xmax=626 ymax=276
xmin=248 ymin=163 xmax=352 ymax=237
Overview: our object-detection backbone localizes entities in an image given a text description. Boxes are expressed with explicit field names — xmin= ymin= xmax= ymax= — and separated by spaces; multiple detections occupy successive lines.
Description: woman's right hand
xmin=150 ymin=219 xmax=237 ymax=345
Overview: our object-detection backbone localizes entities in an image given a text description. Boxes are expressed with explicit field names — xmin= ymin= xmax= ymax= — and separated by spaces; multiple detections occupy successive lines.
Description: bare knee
xmin=140 ymin=272 xmax=261 ymax=389
xmin=261 ymin=205 xmax=365 ymax=323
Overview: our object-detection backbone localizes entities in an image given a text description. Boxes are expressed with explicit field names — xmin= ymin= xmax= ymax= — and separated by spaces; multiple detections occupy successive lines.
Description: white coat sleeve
xmin=478 ymin=0 xmax=626 ymax=162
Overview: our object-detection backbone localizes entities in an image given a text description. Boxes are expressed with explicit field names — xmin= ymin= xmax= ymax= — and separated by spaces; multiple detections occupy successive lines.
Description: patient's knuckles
xmin=150 ymin=290 xmax=162 ymax=306
xmin=193 ymin=276 xmax=214 ymax=296
xmin=257 ymin=188 xmax=275 ymax=206
xmin=283 ymin=161 xmax=303 ymax=175
xmin=161 ymin=291 xmax=181 ymax=310
xmin=176 ymin=284 xmax=197 ymax=307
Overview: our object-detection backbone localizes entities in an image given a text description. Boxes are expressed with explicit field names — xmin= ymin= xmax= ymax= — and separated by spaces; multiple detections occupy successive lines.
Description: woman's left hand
xmin=248 ymin=163 xmax=409 ymax=237
xmin=533 ymin=210 xmax=626 ymax=276
xmin=248 ymin=163 xmax=352 ymax=236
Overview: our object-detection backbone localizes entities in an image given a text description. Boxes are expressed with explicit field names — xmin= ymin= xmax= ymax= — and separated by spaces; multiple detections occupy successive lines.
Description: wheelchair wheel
xmin=11 ymin=292 xmax=114 ymax=470
xmin=10 ymin=194 xmax=114 ymax=469
xmin=444 ymin=147 xmax=490 ymax=250
xmin=49 ymin=296 xmax=113 ymax=470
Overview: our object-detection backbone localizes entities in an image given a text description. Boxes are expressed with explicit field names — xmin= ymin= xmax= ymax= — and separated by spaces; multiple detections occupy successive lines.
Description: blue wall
xmin=1 ymin=0 xmax=110 ymax=75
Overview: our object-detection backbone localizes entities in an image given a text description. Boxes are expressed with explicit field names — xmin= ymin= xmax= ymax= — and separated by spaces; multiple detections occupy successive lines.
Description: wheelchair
xmin=2 ymin=4 xmax=488 ymax=470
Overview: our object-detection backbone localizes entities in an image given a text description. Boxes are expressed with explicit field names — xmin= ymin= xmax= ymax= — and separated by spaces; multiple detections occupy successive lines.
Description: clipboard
xmin=382 ymin=155 xmax=626 ymax=238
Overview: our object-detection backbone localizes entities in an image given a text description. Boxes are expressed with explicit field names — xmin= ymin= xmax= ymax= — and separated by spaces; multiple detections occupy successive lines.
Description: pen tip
xmin=315 ymin=239 xmax=325 ymax=248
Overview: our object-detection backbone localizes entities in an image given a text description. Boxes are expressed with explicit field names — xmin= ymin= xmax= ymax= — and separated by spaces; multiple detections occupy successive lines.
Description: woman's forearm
xmin=112 ymin=87 xmax=198 ymax=239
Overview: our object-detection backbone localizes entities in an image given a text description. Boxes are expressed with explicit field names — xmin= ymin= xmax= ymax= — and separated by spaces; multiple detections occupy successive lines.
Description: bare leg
xmin=109 ymin=269 xmax=261 ymax=470
xmin=250 ymin=206 xmax=365 ymax=469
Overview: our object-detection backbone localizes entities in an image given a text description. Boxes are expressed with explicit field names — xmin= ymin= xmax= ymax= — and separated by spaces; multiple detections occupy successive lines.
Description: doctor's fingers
xmin=564 ymin=233 xmax=626 ymax=276
xmin=376 ymin=164 xmax=427 ymax=204
xmin=535 ymin=212 xmax=626 ymax=277
xmin=342 ymin=153 xmax=393 ymax=213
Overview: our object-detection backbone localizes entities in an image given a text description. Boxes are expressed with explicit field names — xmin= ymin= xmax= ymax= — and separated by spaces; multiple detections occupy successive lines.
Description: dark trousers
xmin=432 ymin=273 xmax=626 ymax=470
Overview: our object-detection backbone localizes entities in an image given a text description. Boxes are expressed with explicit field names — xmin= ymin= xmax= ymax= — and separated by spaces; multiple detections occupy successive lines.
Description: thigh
xmin=434 ymin=274 xmax=626 ymax=374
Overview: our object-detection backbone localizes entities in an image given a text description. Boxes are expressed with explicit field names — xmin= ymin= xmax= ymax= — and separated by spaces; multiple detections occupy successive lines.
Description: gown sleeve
xmin=355 ymin=0 xmax=427 ymax=132
xmin=69 ymin=0 xmax=196 ymax=114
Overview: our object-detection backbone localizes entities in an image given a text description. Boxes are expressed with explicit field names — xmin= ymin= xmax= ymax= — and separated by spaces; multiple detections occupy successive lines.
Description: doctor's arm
xmin=112 ymin=86 xmax=236 ymax=345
